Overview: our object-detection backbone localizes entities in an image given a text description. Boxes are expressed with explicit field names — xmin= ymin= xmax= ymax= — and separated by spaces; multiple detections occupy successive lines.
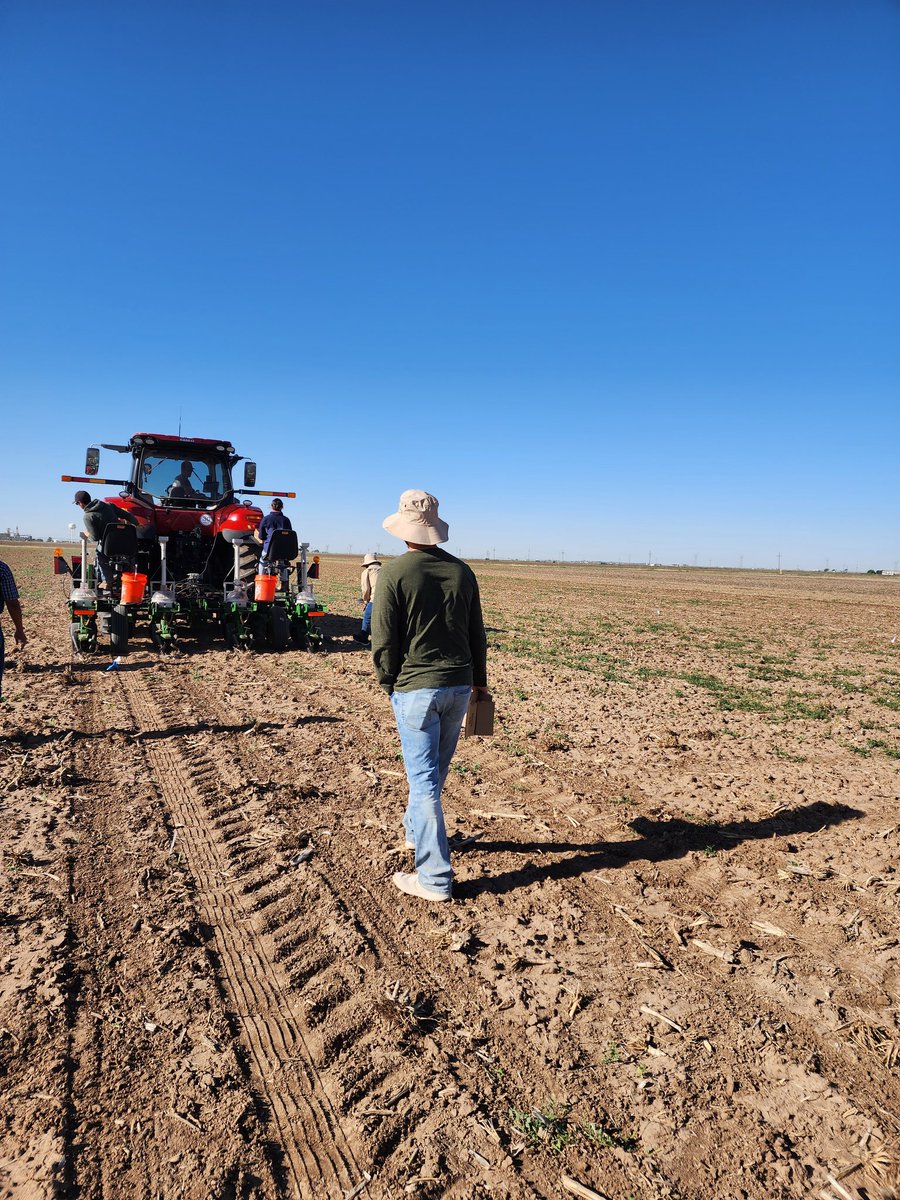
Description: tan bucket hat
xmin=382 ymin=489 xmax=449 ymax=545
xmin=362 ymin=552 xmax=381 ymax=565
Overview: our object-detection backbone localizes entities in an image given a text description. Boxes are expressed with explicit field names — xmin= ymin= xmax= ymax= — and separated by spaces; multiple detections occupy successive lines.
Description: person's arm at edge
xmin=370 ymin=575 xmax=400 ymax=694
xmin=469 ymin=577 xmax=488 ymax=695
xmin=7 ymin=598 xmax=26 ymax=646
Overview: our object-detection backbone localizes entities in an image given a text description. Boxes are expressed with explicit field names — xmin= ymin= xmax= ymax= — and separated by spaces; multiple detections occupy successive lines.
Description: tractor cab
xmin=128 ymin=434 xmax=251 ymax=510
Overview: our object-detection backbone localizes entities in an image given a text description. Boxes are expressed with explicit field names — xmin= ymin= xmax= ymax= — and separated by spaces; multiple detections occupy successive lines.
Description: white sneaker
xmin=392 ymin=871 xmax=451 ymax=902
xmin=404 ymin=838 xmax=415 ymax=850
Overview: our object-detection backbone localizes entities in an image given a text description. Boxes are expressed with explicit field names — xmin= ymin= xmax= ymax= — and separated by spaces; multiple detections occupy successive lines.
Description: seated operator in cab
xmin=169 ymin=461 xmax=200 ymax=499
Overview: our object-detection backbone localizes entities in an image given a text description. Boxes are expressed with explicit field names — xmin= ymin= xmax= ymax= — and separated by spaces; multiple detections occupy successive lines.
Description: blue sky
xmin=1 ymin=0 xmax=897 ymax=568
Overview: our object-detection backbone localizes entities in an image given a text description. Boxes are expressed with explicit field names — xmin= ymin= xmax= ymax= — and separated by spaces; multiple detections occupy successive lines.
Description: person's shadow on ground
xmin=453 ymin=800 xmax=864 ymax=899
xmin=319 ymin=613 xmax=373 ymax=654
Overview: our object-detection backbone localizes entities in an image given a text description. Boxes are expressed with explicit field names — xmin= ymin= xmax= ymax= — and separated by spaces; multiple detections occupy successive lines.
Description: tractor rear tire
xmin=109 ymin=604 xmax=130 ymax=656
xmin=238 ymin=542 xmax=259 ymax=589
xmin=290 ymin=616 xmax=308 ymax=650
xmin=269 ymin=606 xmax=290 ymax=651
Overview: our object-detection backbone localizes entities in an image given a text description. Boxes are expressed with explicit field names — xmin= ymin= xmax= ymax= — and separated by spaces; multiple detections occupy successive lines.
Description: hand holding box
xmin=462 ymin=690 xmax=494 ymax=737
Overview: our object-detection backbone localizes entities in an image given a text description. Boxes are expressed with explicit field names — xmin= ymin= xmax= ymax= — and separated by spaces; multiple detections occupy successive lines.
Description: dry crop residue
xmin=1 ymin=545 xmax=898 ymax=1199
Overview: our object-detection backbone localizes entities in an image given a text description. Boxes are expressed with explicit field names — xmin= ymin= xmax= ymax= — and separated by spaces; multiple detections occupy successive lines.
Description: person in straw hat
xmin=371 ymin=490 xmax=488 ymax=902
xmin=353 ymin=551 xmax=382 ymax=644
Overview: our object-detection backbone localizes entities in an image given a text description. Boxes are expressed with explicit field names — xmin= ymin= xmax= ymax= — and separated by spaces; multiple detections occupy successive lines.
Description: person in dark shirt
xmin=0 ymin=559 xmax=27 ymax=701
xmin=371 ymin=490 xmax=488 ymax=903
xmin=73 ymin=491 xmax=137 ymax=585
xmin=255 ymin=498 xmax=292 ymax=568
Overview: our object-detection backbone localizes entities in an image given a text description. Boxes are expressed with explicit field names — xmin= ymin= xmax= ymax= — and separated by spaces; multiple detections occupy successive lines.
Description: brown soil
xmin=1 ymin=545 xmax=899 ymax=1199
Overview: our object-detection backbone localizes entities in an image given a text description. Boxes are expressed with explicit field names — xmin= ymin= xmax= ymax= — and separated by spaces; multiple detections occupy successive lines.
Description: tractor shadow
xmin=66 ymin=659 xmax=157 ymax=674
xmin=134 ymin=720 xmax=285 ymax=742
xmin=133 ymin=716 xmax=341 ymax=742
xmin=453 ymin=800 xmax=864 ymax=900
xmin=17 ymin=661 xmax=81 ymax=675
xmin=10 ymin=716 xmax=341 ymax=750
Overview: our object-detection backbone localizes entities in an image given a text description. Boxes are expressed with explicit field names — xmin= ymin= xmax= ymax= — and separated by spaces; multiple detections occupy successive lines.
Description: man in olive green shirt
xmin=372 ymin=490 xmax=488 ymax=902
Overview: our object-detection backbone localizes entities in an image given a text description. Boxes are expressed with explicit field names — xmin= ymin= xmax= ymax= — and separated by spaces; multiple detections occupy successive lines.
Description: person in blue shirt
xmin=255 ymin=499 xmax=292 ymax=569
xmin=0 ymin=559 xmax=27 ymax=701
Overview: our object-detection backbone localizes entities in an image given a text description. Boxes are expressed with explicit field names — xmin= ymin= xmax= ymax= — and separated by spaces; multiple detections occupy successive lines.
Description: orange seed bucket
xmin=120 ymin=572 xmax=148 ymax=604
xmin=254 ymin=574 xmax=278 ymax=603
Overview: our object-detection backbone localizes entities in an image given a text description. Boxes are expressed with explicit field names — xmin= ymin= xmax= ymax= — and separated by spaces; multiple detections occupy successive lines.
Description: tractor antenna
xmin=178 ymin=409 xmax=182 ymax=438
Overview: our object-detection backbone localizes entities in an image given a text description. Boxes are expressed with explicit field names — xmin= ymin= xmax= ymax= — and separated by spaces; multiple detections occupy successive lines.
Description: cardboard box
xmin=462 ymin=692 xmax=494 ymax=738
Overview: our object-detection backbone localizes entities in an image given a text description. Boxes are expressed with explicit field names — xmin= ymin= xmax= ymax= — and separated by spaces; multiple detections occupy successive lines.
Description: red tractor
xmin=61 ymin=433 xmax=324 ymax=654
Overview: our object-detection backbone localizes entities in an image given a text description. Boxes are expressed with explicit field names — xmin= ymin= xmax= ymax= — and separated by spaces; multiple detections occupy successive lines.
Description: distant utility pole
xmin=777 ymin=552 xmax=782 ymax=574
xmin=739 ymin=554 xmax=743 ymax=569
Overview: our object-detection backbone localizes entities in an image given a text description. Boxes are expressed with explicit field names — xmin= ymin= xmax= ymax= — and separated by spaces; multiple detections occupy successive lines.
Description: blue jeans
xmin=390 ymin=684 xmax=472 ymax=895
xmin=361 ymin=601 xmax=373 ymax=633
xmin=95 ymin=550 xmax=111 ymax=585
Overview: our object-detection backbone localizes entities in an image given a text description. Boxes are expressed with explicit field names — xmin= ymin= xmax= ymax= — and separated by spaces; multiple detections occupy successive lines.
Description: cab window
xmin=139 ymin=456 xmax=225 ymax=503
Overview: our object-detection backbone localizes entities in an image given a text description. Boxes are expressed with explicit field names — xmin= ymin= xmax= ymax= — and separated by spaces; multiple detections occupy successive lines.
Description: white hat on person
xmin=362 ymin=551 xmax=381 ymax=565
xmin=382 ymin=490 xmax=449 ymax=545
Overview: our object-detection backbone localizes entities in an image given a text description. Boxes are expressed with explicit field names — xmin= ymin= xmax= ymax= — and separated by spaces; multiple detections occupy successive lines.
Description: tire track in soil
xmin=61 ymin=671 xmax=158 ymax=1200
xmin=59 ymin=662 xmax=278 ymax=1200
xmin=113 ymin=666 xmax=363 ymax=1200
xmin=11 ymin=662 xmax=173 ymax=1199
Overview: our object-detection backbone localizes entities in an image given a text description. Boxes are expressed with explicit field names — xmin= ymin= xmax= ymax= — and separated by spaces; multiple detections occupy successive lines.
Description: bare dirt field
xmin=1 ymin=544 xmax=898 ymax=1200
